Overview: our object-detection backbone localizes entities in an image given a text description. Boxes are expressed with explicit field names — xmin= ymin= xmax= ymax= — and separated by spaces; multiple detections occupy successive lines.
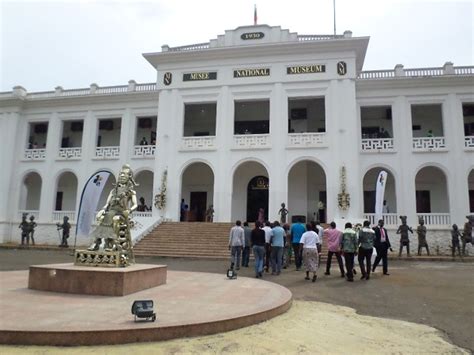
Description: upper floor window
xmin=61 ymin=120 xmax=83 ymax=148
xmin=97 ymin=118 xmax=121 ymax=147
xmin=360 ymin=106 xmax=392 ymax=138
xmin=183 ymin=103 xmax=216 ymax=137
xmin=234 ymin=100 xmax=269 ymax=134
xmin=411 ymin=104 xmax=443 ymax=137
xmin=135 ymin=116 xmax=157 ymax=145
xmin=463 ymin=103 xmax=474 ymax=136
xmin=288 ymin=97 xmax=325 ymax=133
xmin=27 ymin=122 xmax=48 ymax=149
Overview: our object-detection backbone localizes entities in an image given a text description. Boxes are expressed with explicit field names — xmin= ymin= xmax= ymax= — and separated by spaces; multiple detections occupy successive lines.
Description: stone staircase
xmin=134 ymin=222 xmax=234 ymax=259
xmin=134 ymin=222 xmax=334 ymax=263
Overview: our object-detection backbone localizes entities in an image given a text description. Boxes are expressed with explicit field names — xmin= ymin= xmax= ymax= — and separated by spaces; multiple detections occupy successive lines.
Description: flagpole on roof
xmin=254 ymin=4 xmax=257 ymax=25
xmin=333 ymin=0 xmax=336 ymax=35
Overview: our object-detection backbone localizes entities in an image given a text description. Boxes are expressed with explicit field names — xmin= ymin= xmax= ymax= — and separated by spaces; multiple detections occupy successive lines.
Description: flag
xmin=374 ymin=170 xmax=388 ymax=224
xmin=76 ymin=170 xmax=112 ymax=238
xmin=254 ymin=4 xmax=257 ymax=25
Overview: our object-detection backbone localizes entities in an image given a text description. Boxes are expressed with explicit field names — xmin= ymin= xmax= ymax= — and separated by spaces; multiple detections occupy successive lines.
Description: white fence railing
xmin=417 ymin=213 xmax=451 ymax=226
xmin=133 ymin=211 xmax=153 ymax=218
xmin=465 ymin=136 xmax=474 ymax=150
xmin=133 ymin=145 xmax=156 ymax=158
xmin=181 ymin=136 xmax=216 ymax=151
xmin=412 ymin=137 xmax=446 ymax=151
xmin=363 ymin=213 xmax=398 ymax=226
xmin=52 ymin=211 xmax=76 ymax=222
xmin=361 ymin=138 xmax=394 ymax=152
xmin=233 ymin=134 xmax=270 ymax=149
xmin=58 ymin=147 xmax=82 ymax=160
xmin=358 ymin=65 xmax=474 ymax=79
xmin=287 ymin=133 xmax=327 ymax=148
xmin=24 ymin=149 xmax=46 ymax=160
xmin=18 ymin=210 xmax=39 ymax=220
xmin=95 ymin=146 xmax=120 ymax=159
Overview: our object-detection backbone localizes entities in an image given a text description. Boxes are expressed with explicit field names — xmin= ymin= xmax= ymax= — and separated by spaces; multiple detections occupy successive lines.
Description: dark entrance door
xmin=190 ymin=192 xmax=207 ymax=222
xmin=416 ymin=190 xmax=431 ymax=213
xmin=55 ymin=191 xmax=63 ymax=211
xmin=247 ymin=176 xmax=269 ymax=222
xmin=469 ymin=190 xmax=474 ymax=212
xmin=363 ymin=190 xmax=376 ymax=213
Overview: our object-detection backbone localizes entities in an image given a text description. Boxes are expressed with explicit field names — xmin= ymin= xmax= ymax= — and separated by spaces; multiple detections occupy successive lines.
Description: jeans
xmin=253 ymin=245 xmax=265 ymax=276
xmin=344 ymin=252 xmax=355 ymax=280
xmin=231 ymin=246 xmax=242 ymax=268
xmin=242 ymin=246 xmax=250 ymax=267
xmin=270 ymin=246 xmax=283 ymax=274
xmin=292 ymin=243 xmax=302 ymax=269
xmin=358 ymin=247 xmax=373 ymax=277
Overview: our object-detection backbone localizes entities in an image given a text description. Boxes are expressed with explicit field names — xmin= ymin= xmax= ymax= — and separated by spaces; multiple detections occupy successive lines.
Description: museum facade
xmin=0 ymin=25 xmax=473 ymax=248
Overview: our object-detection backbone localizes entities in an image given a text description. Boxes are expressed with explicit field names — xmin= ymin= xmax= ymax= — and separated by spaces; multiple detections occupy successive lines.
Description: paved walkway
xmin=0 ymin=249 xmax=473 ymax=353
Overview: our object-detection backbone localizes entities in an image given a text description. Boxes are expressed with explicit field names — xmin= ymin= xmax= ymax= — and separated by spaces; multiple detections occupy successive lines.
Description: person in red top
xmin=323 ymin=222 xmax=345 ymax=278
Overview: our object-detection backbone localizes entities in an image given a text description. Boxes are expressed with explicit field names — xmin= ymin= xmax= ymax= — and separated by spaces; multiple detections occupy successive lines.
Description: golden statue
xmin=75 ymin=164 xmax=138 ymax=267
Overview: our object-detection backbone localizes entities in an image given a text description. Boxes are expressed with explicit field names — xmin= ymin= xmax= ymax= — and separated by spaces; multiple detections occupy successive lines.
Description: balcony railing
xmin=412 ymin=137 xmax=447 ymax=152
xmin=57 ymin=147 xmax=82 ymax=160
xmin=363 ymin=213 xmax=398 ymax=226
xmin=233 ymin=134 xmax=271 ymax=150
xmin=18 ymin=210 xmax=39 ymax=220
xmin=287 ymin=133 xmax=327 ymax=148
xmin=23 ymin=149 xmax=46 ymax=160
xmin=361 ymin=138 xmax=394 ymax=152
xmin=133 ymin=145 xmax=156 ymax=158
xmin=417 ymin=213 xmax=450 ymax=226
xmin=133 ymin=211 xmax=153 ymax=218
xmin=94 ymin=146 xmax=120 ymax=159
xmin=180 ymin=136 xmax=216 ymax=151
xmin=358 ymin=65 xmax=474 ymax=79
xmin=465 ymin=136 xmax=474 ymax=150
xmin=53 ymin=211 xmax=76 ymax=222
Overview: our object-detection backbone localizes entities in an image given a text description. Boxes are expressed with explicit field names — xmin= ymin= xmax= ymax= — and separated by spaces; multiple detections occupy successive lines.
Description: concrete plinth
xmin=28 ymin=263 xmax=167 ymax=296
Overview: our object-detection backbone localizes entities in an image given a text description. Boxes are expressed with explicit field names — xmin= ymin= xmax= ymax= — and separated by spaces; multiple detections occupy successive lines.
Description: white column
xmin=119 ymin=109 xmax=134 ymax=163
xmin=268 ymin=83 xmax=286 ymax=222
xmin=330 ymin=79 xmax=361 ymax=220
xmin=445 ymin=94 xmax=469 ymax=222
xmin=0 ymin=111 xmax=21 ymax=241
xmin=39 ymin=113 xmax=60 ymax=221
xmin=394 ymin=96 xmax=417 ymax=223
xmin=154 ymin=89 xmax=180 ymax=220
xmin=82 ymin=111 xmax=96 ymax=160
xmin=214 ymin=86 xmax=233 ymax=222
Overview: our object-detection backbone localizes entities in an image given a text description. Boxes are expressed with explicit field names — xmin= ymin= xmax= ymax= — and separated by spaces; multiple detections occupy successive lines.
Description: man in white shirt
xmin=229 ymin=220 xmax=245 ymax=270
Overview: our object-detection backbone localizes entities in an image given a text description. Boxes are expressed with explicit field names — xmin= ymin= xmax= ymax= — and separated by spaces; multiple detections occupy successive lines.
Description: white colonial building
xmin=1 ymin=25 xmax=473 ymax=253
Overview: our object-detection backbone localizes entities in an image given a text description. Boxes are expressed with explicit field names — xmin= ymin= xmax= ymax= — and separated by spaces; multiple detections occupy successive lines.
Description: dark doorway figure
xmin=247 ymin=176 xmax=269 ymax=222
xmin=190 ymin=191 xmax=207 ymax=222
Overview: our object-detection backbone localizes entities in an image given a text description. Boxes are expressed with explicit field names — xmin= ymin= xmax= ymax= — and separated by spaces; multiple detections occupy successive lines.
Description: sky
xmin=0 ymin=0 xmax=472 ymax=92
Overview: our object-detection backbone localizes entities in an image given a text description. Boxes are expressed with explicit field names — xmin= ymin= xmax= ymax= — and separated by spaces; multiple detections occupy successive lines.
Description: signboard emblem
xmin=163 ymin=72 xmax=172 ymax=86
xmin=241 ymin=32 xmax=265 ymax=40
xmin=337 ymin=61 xmax=347 ymax=76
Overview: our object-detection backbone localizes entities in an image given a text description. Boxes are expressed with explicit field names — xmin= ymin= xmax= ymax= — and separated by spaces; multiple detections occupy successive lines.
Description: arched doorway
xmin=287 ymin=160 xmax=326 ymax=223
xmin=247 ymin=176 xmax=269 ymax=222
xmin=232 ymin=161 xmax=269 ymax=222
xmin=135 ymin=170 xmax=154 ymax=212
xmin=415 ymin=166 xmax=449 ymax=213
xmin=363 ymin=168 xmax=397 ymax=213
xmin=181 ymin=162 xmax=214 ymax=222
xmin=19 ymin=172 xmax=42 ymax=212
xmin=55 ymin=171 xmax=78 ymax=212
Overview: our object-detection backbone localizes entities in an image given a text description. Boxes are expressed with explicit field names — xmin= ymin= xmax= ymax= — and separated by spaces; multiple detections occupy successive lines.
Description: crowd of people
xmin=228 ymin=215 xmax=474 ymax=282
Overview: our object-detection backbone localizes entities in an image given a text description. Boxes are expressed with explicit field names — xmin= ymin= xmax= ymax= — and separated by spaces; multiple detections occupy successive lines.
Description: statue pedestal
xmin=28 ymin=263 xmax=167 ymax=296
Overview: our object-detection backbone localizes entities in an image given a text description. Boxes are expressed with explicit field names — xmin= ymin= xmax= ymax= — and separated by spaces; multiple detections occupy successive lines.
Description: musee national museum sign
xmin=287 ymin=65 xmax=326 ymax=74
xmin=234 ymin=68 xmax=270 ymax=78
